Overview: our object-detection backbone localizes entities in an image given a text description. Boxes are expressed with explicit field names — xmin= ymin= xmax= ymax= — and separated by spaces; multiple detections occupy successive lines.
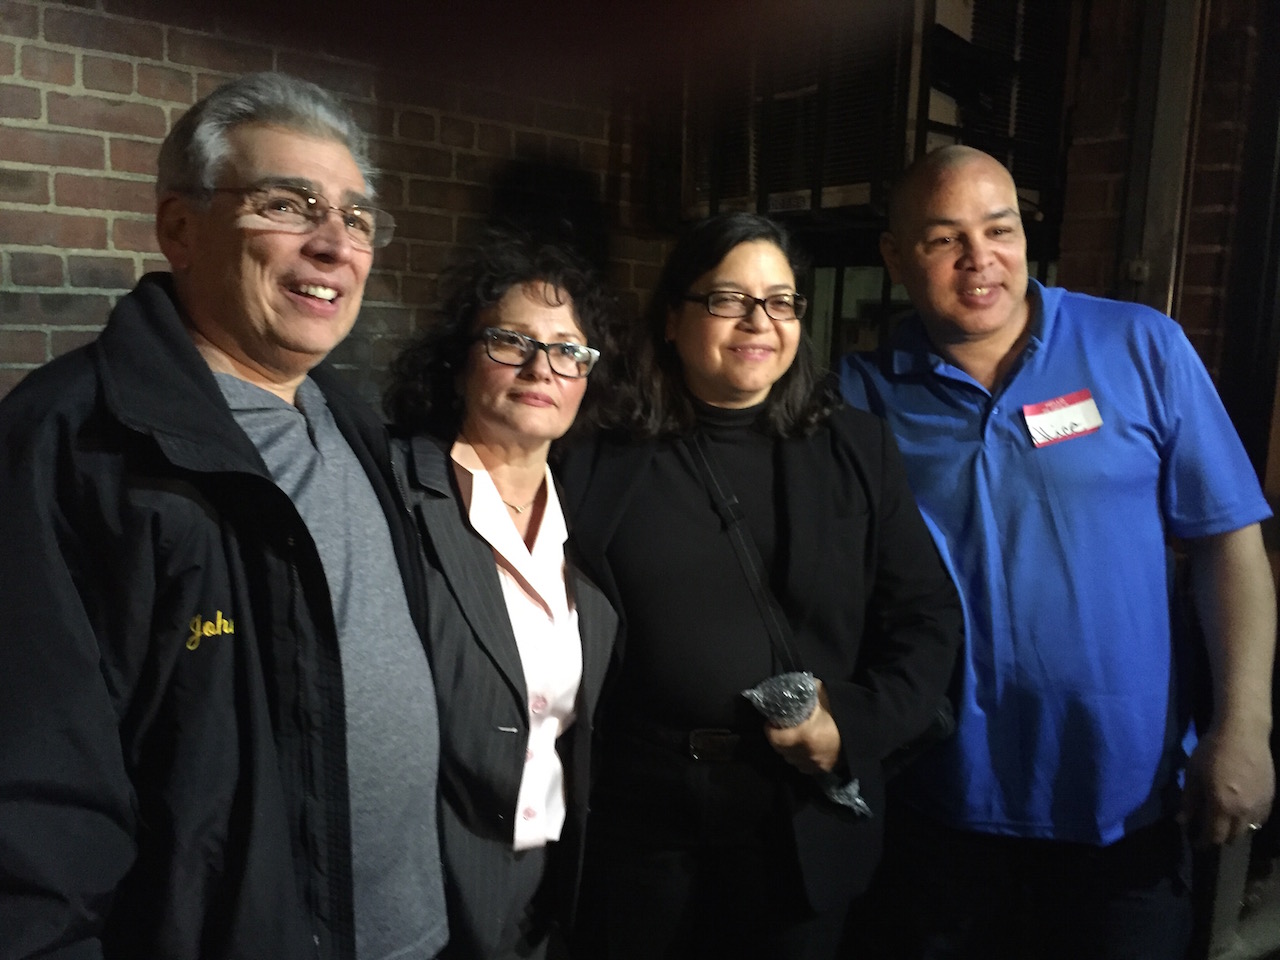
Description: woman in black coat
xmin=558 ymin=212 xmax=963 ymax=960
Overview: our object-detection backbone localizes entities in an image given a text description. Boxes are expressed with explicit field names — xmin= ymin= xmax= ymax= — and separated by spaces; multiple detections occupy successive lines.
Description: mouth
xmin=289 ymin=282 xmax=339 ymax=303
xmin=512 ymin=391 xmax=555 ymax=408
xmin=730 ymin=344 xmax=776 ymax=359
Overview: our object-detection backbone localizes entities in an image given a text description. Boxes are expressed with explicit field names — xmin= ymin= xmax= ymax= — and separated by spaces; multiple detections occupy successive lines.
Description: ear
xmin=879 ymin=231 xmax=904 ymax=285
xmin=156 ymin=193 xmax=197 ymax=272
xmin=664 ymin=307 xmax=679 ymax=343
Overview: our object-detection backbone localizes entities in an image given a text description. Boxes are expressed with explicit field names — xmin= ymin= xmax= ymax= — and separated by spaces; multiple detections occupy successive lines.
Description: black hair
xmin=384 ymin=222 xmax=615 ymax=440
xmin=595 ymin=211 xmax=837 ymax=439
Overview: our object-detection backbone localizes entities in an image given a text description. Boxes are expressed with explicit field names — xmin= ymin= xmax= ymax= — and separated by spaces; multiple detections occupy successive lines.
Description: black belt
xmin=614 ymin=718 xmax=744 ymax=762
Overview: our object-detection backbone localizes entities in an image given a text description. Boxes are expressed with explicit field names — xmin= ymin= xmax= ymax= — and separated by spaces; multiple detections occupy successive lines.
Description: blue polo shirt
xmin=839 ymin=281 xmax=1270 ymax=845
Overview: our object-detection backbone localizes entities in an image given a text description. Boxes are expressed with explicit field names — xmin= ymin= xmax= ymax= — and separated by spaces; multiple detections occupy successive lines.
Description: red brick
xmin=536 ymin=102 xmax=606 ymax=140
xmin=0 ymin=2 xmax=39 ymax=40
xmin=0 ymin=368 xmax=31 ymax=400
xmin=109 ymin=137 xmax=160 ymax=176
xmin=453 ymin=153 xmax=501 ymax=185
xmin=1195 ymin=123 xmax=1244 ymax=166
xmin=9 ymin=251 xmax=64 ymax=285
xmin=1186 ymin=210 xmax=1233 ymax=246
xmin=0 ymin=41 xmax=14 ymax=77
xmin=275 ymin=52 xmax=375 ymax=100
xmin=1177 ymin=290 xmax=1221 ymax=330
xmin=407 ymin=179 xmax=491 ymax=213
xmin=1059 ymin=215 xmax=1120 ymax=256
xmin=457 ymin=88 xmax=538 ymax=126
xmin=548 ymin=136 xmax=581 ymax=164
xmin=1067 ymin=138 xmax=1132 ymax=177
xmin=1061 ymin=177 xmax=1113 ymax=217
xmin=439 ymin=117 xmax=474 ymax=148
xmin=20 ymin=46 xmax=75 ymax=86
xmin=400 ymin=274 xmax=436 ymax=306
xmin=68 ymin=254 xmax=137 ymax=289
xmin=326 ymin=332 xmax=369 ymax=367
xmin=51 ymin=327 xmax=101 ymax=356
xmin=55 ymin=173 xmax=155 ymax=214
xmin=0 ymin=82 xmax=39 ymax=119
xmin=370 ymin=140 xmax=452 ymax=178
xmin=141 ymin=257 xmax=168 ymax=274
xmin=168 ymin=30 xmax=272 ymax=74
xmin=0 ymin=210 xmax=107 ymax=248
xmin=112 ymin=218 xmax=159 ymax=253
xmin=0 ymin=329 xmax=46 ymax=364
xmin=398 ymin=110 xmax=436 ymax=143
xmin=44 ymin=8 xmax=163 ymax=60
xmin=82 ymin=55 xmax=134 ymax=95
xmin=477 ymin=123 xmax=512 ymax=157
xmin=1192 ymin=167 xmax=1241 ymax=206
xmin=1182 ymin=250 xmax=1227 ymax=287
xmin=0 ymin=291 xmax=112 ymax=325
xmin=374 ymin=71 xmax=458 ymax=113
xmin=513 ymin=130 xmax=548 ymax=160
xmin=0 ymin=127 xmax=104 ymax=169
xmin=362 ymin=270 xmax=399 ymax=304
xmin=356 ymin=304 xmax=414 ymax=336
xmin=344 ymin=100 xmax=396 ymax=138
xmin=393 ymin=211 xmax=454 ymax=242
xmin=373 ymin=239 xmax=407 ymax=271
xmin=408 ymin=242 xmax=452 ymax=275
xmin=48 ymin=93 xmax=166 ymax=139
xmin=195 ymin=71 xmax=234 ymax=102
xmin=0 ymin=165 xmax=48 ymax=204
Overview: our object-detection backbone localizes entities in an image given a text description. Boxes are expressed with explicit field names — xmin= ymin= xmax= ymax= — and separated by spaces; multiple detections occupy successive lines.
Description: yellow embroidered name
xmin=187 ymin=611 xmax=234 ymax=650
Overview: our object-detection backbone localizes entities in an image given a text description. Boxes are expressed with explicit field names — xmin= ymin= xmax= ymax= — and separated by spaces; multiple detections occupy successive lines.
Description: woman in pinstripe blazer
xmin=385 ymin=224 xmax=617 ymax=960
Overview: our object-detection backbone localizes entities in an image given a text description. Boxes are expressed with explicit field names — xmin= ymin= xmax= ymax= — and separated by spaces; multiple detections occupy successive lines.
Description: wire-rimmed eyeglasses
xmin=476 ymin=327 xmax=600 ymax=379
xmin=209 ymin=184 xmax=396 ymax=249
xmin=682 ymin=290 xmax=808 ymax=322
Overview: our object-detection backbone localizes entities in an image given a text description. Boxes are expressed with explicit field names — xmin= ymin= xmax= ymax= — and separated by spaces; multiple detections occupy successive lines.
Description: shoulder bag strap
xmin=685 ymin=430 xmax=803 ymax=673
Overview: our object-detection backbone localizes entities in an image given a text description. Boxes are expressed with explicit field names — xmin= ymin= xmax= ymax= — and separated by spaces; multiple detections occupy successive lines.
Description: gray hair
xmin=156 ymin=71 xmax=375 ymax=200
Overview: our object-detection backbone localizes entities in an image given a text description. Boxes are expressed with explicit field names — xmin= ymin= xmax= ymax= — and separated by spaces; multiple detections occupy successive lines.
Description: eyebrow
xmin=922 ymin=206 xmax=1021 ymax=229
xmin=249 ymin=175 xmax=373 ymax=207
xmin=704 ymin=282 xmax=796 ymax=294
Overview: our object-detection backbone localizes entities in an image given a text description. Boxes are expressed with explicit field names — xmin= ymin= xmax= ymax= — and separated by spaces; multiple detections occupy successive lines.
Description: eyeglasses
xmin=682 ymin=290 xmax=808 ymax=322
xmin=476 ymin=327 xmax=600 ymax=379
xmin=210 ymin=184 xmax=396 ymax=249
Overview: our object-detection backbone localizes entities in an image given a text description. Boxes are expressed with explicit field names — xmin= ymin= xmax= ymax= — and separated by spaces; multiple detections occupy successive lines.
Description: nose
xmin=961 ymin=236 xmax=994 ymax=269
xmin=518 ymin=345 xmax=555 ymax=379
xmin=301 ymin=210 xmax=358 ymax=261
xmin=737 ymin=301 xmax=771 ymax=330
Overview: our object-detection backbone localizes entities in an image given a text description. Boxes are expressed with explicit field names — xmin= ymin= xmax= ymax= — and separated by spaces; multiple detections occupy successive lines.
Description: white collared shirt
xmin=451 ymin=440 xmax=582 ymax=850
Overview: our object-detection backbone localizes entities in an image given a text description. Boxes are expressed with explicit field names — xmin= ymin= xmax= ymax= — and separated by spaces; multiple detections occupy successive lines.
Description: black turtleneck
xmin=603 ymin=399 xmax=785 ymax=731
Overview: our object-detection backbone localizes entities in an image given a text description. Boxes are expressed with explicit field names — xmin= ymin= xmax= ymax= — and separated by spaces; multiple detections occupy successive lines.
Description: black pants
xmin=846 ymin=805 xmax=1192 ymax=960
xmin=574 ymin=736 xmax=848 ymax=960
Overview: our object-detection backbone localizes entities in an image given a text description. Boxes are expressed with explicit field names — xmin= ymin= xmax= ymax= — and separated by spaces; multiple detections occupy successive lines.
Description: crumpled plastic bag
xmin=742 ymin=671 xmax=872 ymax=817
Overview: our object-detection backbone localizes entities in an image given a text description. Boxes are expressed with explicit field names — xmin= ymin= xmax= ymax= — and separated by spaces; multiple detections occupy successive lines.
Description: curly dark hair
xmin=594 ymin=211 xmax=837 ymax=439
xmin=384 ymin=223 xmax=615 ymax=441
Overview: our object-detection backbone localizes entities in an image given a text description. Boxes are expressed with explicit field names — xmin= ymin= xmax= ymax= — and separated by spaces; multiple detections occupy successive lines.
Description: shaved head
xmin=887 ymin=146 xmax=1017 ymax=237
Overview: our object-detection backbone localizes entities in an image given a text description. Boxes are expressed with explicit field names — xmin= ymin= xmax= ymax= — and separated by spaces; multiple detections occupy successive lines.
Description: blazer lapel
xmin=408 ymin=436 xmax=527 ymax=701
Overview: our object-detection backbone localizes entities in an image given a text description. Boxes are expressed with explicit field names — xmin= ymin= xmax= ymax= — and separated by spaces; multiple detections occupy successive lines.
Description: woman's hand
xmin=764 ymin=679 xmax=843 ymax=774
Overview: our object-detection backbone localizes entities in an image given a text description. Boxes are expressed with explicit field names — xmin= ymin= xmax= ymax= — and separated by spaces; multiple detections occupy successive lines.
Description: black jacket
xmin=0 ymin=275 xmax=434 ymax=960
xmin=392 ymin=434 xmax=616 ymax=958
xmin=557 ymin=407 xmax=964 ymax=910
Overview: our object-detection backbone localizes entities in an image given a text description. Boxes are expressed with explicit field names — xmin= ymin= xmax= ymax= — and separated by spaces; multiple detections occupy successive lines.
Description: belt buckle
xmin=688 ymin=728 xmax=739 ymax=762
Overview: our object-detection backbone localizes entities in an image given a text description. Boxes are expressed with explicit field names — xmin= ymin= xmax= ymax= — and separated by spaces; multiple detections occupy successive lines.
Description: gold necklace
xmin=502 ymin=495 xmax=537 ymax=514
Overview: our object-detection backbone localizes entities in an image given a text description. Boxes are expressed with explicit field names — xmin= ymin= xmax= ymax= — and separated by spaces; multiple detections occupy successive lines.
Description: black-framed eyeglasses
xmin=476 ymin=327 xmax=600 ymax=379
xmin=682 ymin=290 xmax=808 ymax=322
xmin=209 ymin=184 xmax=396 ymax=249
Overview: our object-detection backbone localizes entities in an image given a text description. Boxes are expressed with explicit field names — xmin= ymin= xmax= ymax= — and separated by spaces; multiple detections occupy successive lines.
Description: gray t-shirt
xmin=217 ymin=374 xmax=446 ymax=960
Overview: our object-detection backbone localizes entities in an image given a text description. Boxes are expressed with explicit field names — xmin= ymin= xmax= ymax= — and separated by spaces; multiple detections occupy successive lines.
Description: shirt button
xmin=522 ymin=807 xmax=537 ymax=820
xmin=530 ymin=695 xmax=548 ymax=714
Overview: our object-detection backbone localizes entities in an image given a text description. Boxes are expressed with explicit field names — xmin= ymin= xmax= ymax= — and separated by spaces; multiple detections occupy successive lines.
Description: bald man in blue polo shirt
xmin=840 ymin=145 xmax=1275 ymax=960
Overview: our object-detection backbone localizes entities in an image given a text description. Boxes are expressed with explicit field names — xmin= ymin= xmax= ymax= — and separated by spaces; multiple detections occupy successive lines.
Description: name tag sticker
xmin=1022 ymin=389 xmax=1103 ymax=448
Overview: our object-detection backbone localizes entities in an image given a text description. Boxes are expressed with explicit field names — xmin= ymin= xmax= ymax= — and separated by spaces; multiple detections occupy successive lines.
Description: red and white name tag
xmin=1022 ymin=389 xmax=1103 ymax=448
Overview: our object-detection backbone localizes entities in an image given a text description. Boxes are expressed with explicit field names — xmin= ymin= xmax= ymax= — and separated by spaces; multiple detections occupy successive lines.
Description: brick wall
xmin=1055 ymin=0 xmax=1262 ymax=375
xmin=0 ymin=0 xmax=670 ymax=403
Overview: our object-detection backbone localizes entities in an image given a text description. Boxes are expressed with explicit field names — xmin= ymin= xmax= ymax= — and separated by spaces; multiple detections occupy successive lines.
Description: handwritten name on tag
xmin=1022 ymin=389 xmax=1103 ymax=448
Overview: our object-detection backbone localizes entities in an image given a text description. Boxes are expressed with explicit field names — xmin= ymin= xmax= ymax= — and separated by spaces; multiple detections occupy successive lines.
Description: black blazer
xmin=393 ymin=435 xmax=617 ymax=957
xmin=557 ymin=406 xmax=962 ymax=909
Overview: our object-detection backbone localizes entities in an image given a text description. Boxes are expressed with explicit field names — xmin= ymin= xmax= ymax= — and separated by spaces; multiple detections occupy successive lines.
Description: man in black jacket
xmin=0 ymin=72 xmax=447 ymax=960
